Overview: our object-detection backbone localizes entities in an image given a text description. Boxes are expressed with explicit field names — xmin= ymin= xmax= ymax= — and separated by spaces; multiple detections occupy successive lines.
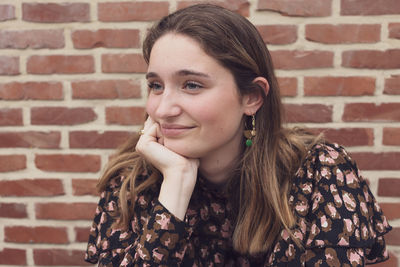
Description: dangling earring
xmin=244 ymin=114 xmax=256 ymax=147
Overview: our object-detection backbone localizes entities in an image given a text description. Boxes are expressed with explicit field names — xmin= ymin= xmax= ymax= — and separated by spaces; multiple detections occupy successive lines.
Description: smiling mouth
xmin=160 ymin=125 xmax=195 ymax=137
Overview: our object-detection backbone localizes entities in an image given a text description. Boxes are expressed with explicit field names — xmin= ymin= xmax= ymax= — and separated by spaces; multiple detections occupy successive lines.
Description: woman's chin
xmin=163 ymin=141 xmax=201 ymax=159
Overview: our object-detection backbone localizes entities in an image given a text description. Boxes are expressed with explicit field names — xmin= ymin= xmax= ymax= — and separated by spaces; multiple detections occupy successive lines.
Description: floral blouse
xmin=85 ymin=143 xmax=392 ymax=266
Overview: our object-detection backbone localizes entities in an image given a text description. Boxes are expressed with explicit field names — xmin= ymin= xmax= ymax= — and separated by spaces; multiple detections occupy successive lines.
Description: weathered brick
xmin=72 ymin=29 xmax=140 ymax=49
xmin=35 ymin=202 xmax=97 ymax=220
xmin=304 ymin=76 xmax=375 ymax=96
xmin=33 ymin=249 xmax=91 ymax=266
xmin=0 ymin=155 xmax=26 ymax=172
xmin=35 ymin=154 xmax=101 ymax=173
xmin=343 ymin=103 xmax=400 ymax=122
xmin=0 ymin=108 xmax=23 ymax=126
xmin=378 ymin=178 xmax=400 ymax=197
xmin=0 ymin=56 xmax=19 ymax=75
xmin=271 ymin=50 xmax=333 ymax=70
xmin=0 ymin=248 xmax=26 ymax=265
xmin=106 ymin=106 xmax=146 ymax=125
xmin=277 ymin=77 xmax=297 ymax=97
xmin=102 ymin=54 xmax=147 ymax=73
xmin=22 ymin=3 xmax=90 ymax=23
xmin=0 ymin=179 xmax=64 ymax=197
xmin=98 ymin=2 xmax=169 ymax=22
xmin=31 ymin=107 xmax=97 ymax=125
xmin=70 ymin=131 xmax=132 ymax=149
xmin=0 ymin=131 xmax=60 ymax=148
xmin=0 ymin=81 xmax=63 ymax=100
xmin=351 ymin=153 xmax=400 ymax=170
xmin=384 ymin=75 xmax=400 ymax=95
xmin=385 ymin=227 xmax=400 ymax=246
xmin=342 ymin=49 xmax=400 ymax=69
xmin=72 ymin=178 xmax=98 ymax=196
xmin=284 ymin=104 xmax=332 ymax=123
xmin=27 ymin=55 xmax=94 ymax=74
xmin=177 ymin=0 xmax=250 ymax=17
xmin=0 ymin=29 xmax=64 ymax=49
xmin=383 ymin=127 xmax=400 ymax=146
xmin=0 ymin=5 xmax=15 ymax=21
xmin=256 ymin=25 xmax=297 ymax=45
xmin=258 ymin=0 xmax=332 ymax=17
xmin=71 ymin=79 xmax=141 ymax=99
xmin=307 ymin=128 xmax=374 ymax=146
xmin=0 ymin=203 xmax=27 ymax=218
xmin=379 ymin=202 xmax=400 ymax=220
xmin=341 ymin=0 xmax=400 ymax=15
xmin=389 ymin=23 xmax=400 ymax=39
xmin=306 ymin=24 xmax=380 ymax=44
xmin=5 ymin=226 xmax=68 ymax=244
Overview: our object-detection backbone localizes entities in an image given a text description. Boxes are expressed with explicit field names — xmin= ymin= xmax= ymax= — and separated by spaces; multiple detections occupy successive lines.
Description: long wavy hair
xmin=98 ymin=4 xmax=319 ymax=255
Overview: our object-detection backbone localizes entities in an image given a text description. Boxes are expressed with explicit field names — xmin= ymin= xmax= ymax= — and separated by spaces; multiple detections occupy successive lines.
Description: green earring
xmin=244 ymin=114 xmax=256 ymax=147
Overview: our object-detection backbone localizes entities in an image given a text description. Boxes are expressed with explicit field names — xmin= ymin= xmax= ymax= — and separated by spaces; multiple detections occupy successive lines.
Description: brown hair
xmin=98 ymin=4 xmax=319 ymax=255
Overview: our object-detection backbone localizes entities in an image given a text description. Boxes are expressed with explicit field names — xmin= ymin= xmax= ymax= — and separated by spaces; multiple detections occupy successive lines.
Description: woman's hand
xmin=135 ymin=117 xmax=199 ymax=220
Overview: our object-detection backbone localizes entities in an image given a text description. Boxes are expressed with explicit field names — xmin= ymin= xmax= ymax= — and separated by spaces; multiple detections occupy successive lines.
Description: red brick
xmin=306 ymin=24 xmax=380 ymax=44
xmin=379 ymin=202 xmax=400 ymax=220
xmin=304 ymin=76 xmax=375 ymax=96
xmin=0 ymin=248 xmax=26 ymax=265
xmin=27 ymin=55 xmax=94 ymax=74
xmin=271 ymin=50 xmax=333 ymax=70
xmin=0 ymin=131 xmax=60 ymax=148
xmin=284 ymin=104 xmax=332 ymax=123
xmin=70 ymin=131 xmax=131 ymax=149
xmin=258 ymin=0 xmax=332 ymax=17
xmin=374 ymin=252 xmax=398 ymax=267
xmin=5 ymin=226 xmax=68 ymax=244
xmin=102 ymin=54 xmax=147 ymax=73
xmin=177 ymin=0 xmax=250 ymax=17
xmin=307 ymin=128 xmax=373 ymax=147
xmin=378 ymin=178 xmax=400 ymax=197
xmin=256 ymin=25 xmax=297 ymax=45
xmin=75 ymin=226 xmax=91 ymax=242
xmin=31 ymin=107 xmax=97 ymax=125
xmin=389 ymin=23 xmax=400 ymax=39
xmin=0 ymin=203 xmax=27 ymax=218
xmin=0 ymin=108 xmax=23 ymax=126
xmin=0 ymin=29 xmax=64 ymax=49
xmin=72 ymin=179 xmax=98 ymax=196
xmin=343 ymin=103 xmax=400 ymax=122
xmin=342 ymin=49 xmax=400 ymax=69
xmin=0 ymin=5 xmax=15 ymax=21
xmin=383 ymin=128 xmax=400 ymax=146
xmin=385 ymin=227 xmax=400 ymax=246
xmin=35 ymin=202 xmax=97 ymax=220
xmin=351 ymin=153 xmax=400 ymax=170
xmin=98 ymin=2 xmax=169 ymax=22
xmin=0 ymin=179 xmax=64 ymax=197
xmin=35 ymin=154 xmax=101 ymax=173
xmin=0 ymin=155 xmax=26 ymax=172
xmin=277 ymin=77 xmax=297 ymax=97
xmin=22 ymin=3 xmax=90 ymax=23
xmin=0 ymin=81 xmax=63 ymax=100
xmin=71 ymin=79 xmax=141 ymax=99
xmin=0 ymin=56 xmax=19 ymax=75
xmin=33 ymin=249 xmax=91 ymax=266
xmin=341 ymin=0 xmax=400 ymax=15
xmin=72 ymin=29 xmax=140 ymax=49
xmin=106 ymin=106 xmax=146 ymax=125
xmin=384 ymin=75 xmax=400 ymax=95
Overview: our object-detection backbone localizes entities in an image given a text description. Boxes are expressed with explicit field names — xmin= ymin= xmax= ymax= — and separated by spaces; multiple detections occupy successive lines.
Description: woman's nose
xmin=154 ymin=89 xmax=181 ymax=118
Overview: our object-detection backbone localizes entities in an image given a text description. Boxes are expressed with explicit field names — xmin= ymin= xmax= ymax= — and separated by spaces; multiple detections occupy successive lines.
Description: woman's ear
xmin=243 ymin=77 xmax=269 ymax=115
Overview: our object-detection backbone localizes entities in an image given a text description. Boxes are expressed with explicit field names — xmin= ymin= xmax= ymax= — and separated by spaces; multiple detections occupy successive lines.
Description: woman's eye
xmin=147 ymin=82 xmax=163 ymax=92
xmin=184 ymin=81 xmax=203 ymax=90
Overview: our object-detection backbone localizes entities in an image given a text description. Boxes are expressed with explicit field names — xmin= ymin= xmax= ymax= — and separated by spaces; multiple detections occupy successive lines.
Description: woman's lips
xmin=160 ymin=124 xmax=195 ymax=137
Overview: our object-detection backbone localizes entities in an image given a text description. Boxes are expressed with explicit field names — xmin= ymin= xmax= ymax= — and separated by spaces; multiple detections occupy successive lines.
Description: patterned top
xmin=85 ymin=143 xmax=392 ymax=266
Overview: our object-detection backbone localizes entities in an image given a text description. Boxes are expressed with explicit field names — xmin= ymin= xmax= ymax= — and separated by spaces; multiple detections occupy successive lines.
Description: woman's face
xmin=146 ymin=33 xmax=248 ymax=160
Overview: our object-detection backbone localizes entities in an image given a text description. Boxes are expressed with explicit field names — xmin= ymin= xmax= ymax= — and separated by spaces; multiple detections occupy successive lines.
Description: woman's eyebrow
xmin=145 ymin=69 xmax=210 ymax=80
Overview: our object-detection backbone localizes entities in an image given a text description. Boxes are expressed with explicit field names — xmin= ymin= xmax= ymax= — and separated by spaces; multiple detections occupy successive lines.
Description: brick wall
xmin=0 ymin=0 xmax=399 ymax=266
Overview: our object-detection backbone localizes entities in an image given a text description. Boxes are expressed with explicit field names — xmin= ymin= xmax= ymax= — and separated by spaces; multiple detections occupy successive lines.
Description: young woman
xmin=85 ymin=4 xmax=391 ymax=266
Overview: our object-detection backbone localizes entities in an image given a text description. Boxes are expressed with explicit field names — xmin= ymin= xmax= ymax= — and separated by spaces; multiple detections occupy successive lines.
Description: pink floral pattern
xmin=85 ymin=143 xmax=391 ymax=266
